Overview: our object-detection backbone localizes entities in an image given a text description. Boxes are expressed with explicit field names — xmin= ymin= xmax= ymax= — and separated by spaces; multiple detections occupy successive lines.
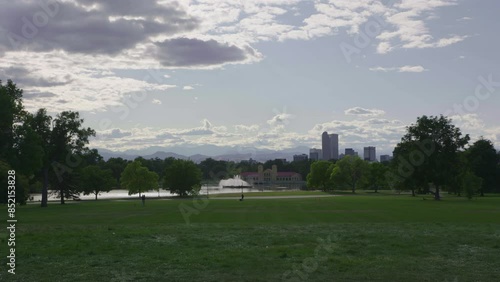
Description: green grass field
xmin=1 ymin=192 xmax=500 ymax=281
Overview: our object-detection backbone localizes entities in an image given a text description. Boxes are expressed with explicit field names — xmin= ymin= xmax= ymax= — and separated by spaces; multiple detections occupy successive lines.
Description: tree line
xmin=307 ymin=115 xmax=500 ymax=199
xmin=2 ymin=80 xmax=499 ymax=204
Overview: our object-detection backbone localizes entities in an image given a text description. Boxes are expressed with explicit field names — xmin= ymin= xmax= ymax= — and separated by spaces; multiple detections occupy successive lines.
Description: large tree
xmin=365 ymin=162 xmax=388 ymax=193
xmin=164 ymin=159 xmax=202 ymax=197
xmin=330 ymin=155 xmax=369 ymax=193
xmin=120 ymin=161 xmax=159 ymax=196
xmin=465 ymin=138 xmax=499 ymax=196
xmin=306 ymin=160 xmax=334 ymax=191
xmin=392 ymin=115 xmax=469 ymax=200
xmin=0 ymin=79 xmax=25 ymax=165
xmin=49 ymin=111 xmax=96 ymax=204
xmin=79 ymin=165 xmax=116 ymax=200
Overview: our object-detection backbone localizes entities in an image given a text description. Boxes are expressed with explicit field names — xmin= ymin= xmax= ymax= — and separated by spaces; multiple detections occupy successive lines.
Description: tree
xmin=461 ymin=170 xmax=482 ymax=200
xmin=104 ymin=157 xmax=130 ymax=188
xmin=465 ymin=138 xmax=499 ymax=196
xmin=306 ymin=161 xmax=334 ymax=191
xmin=330 ymin=155 xmax=369 ymax=193
xmin=0 ymin=79 xmax=25 ymax=165
xmin=164 ymin=159 xmax=202 ymax=197
xmin=392 ymin=115 xmax=469 ymax=200
xmin=120 ymin=161 xmax=159 ymax=196
xmin=49 ymin=111 xmax=96 ymax=204
xmin=79 ymin=165 xmax=116 ymax=200
xmin=24 ymin=109 xmax=52 ymax=207
xmin=365 ymin=162 xmax=388 ymax=193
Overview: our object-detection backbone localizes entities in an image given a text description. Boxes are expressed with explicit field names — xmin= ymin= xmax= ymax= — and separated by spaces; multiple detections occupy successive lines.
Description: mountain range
xmin=96 ymin=145 xmax=311 ymax=163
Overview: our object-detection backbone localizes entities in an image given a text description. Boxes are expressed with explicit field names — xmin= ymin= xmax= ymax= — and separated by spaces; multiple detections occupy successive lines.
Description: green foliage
xmin=306 ymin=160 xmax=334 ymax=190
xmin=330 ymin=156 xmax=369 ymax=193
xmin=365 ymin=162 xmax=389 ymax=192
xmin=0 ymin=79 xmax=25 ymax=164
xmin=391 ymin=115 xmax=470 ymax=200
xmin=79 ymin=165 xmax=116 ymax=200
xmin=0 ymin=160 xmax=29 ymax=205
xmin=163 ymin=159 xmax=202 ymax=196
xmin=120 ymin=161 xmax=159 ymax=196
xmin=461 ymin=171 xmax=483 ymax=200
xmin=465 ymin=138 xmax=499 ymax=195
xmin=103 ymin=157 xmax=130 ymax=188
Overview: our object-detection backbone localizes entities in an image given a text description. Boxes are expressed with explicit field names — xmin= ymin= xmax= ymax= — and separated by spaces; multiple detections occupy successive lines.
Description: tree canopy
xmin=390 ymin=115 xmax=470 ymax=200
xmin=164 ymin=159 xmax=202 ymax=197
xmin=120 ymin=161 xmax=159 ymax=196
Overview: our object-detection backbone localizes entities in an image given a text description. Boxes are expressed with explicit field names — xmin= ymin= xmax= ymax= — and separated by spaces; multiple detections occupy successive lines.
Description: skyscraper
xmin=322 ymin=132 xmax=330 ymax=160
xmin=363 ymin=146 xmax=376 ymax=162
xmin=329 ymin=133 xmax=339 ymax=160
xmin=321 ymin=132 xmax=339 ymax=160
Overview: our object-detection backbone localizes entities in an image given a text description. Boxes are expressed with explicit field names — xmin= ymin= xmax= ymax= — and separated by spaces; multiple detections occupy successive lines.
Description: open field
xmin=2 ymin=194 xmax=500 ymax=281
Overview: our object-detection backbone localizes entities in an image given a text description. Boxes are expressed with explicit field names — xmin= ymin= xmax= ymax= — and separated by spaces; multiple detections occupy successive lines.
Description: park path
xmin=208 ymin=195 xmax=338 ymax=200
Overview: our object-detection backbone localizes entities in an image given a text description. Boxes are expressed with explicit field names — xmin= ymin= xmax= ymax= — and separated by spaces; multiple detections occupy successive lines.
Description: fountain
xmin=219 ymin=175 xmax=252 ymax=188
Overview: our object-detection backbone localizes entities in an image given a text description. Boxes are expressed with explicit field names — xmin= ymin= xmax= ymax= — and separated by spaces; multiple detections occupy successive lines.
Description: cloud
xmin=0 ymin=0 xmax=199 ymax=55
xmin=99 ymin=129 xmax=132 ymax=139
xmin=369 ymin=65 xmax=427 ymax=73
xmin=344 ymin=107 xmax=386 ymax=117
xmin=152 ymin=99 xmax=162 ymax=105
xmin=153 ymin=38 xmax=260 ymax=67
xmin=235 ymin=124 xmax=260 ymax=132
xmin=183 ymin=86 xmax=194 ymax=90
xmin=267 ymin=113 xmax=293 ymax=126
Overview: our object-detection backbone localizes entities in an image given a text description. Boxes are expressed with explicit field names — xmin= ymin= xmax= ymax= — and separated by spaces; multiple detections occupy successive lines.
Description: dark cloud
xmin=0 ymin=66 xmax=73 ymax=87
xmin=0 ymin=0 xmax=199 ymax=55
xmin=23 ymin=90 xmax=57 ymax=99
xmin=154 ymin=38 xmax=252 ymax=67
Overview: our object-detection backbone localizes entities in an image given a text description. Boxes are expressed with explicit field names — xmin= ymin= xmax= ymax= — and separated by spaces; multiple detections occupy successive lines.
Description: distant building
xmin=321 ymin=132 xmax=339 ymax=160
xmin=275 ymin=158 xmax=287 ymax=164
xmin=293 ymin=154 xmax=308 ymax=162
xmin=309 ymin=148 xmax=322 ymax=161
xmin=338 ymin=153 xmax=345 ymax=159
xmin=345 ymin=148 xmax=356 ymax=156
xmin=363 ymin=146 xmax=376 ymax=162
xmin=241 ymin=165 xmax=302 ymax=184
xmin=380 ymin=155 xmax=393 ymax=162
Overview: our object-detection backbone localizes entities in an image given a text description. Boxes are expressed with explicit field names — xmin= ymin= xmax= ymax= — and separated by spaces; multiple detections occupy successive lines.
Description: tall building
xmin=321 ymin=132 xmax=339 ymax=160
xmin=321 ymin=132 xmax=331 ymax=160
xmin=329 ymin=133 xmax=339 ymax=160
xmin=363 ymin=146 xmax=376 ymax=162
xmin=309 ymin=148 xmax=322 ymax=161
xmin=293 ymin=154 xmax=308 ymax=162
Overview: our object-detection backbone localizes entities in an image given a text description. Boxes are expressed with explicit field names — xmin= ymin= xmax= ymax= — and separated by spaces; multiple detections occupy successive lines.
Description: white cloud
xmin=152 ymin=99 xmax=162 ymax=105
xmin=344 ymin=107 xmax=386 ymax=117
xmin=183 ymin=86 xmax=195 ymax=90
xmin=369 ymin=65 xmax=427 ymax=73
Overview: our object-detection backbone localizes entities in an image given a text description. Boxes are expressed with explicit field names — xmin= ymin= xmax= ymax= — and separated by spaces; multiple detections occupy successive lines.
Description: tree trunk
xmin=41 ymin=167 xmax=48 ymax=207
xmin=411 ymin=188 xmax=415 ymax=197
xmin=352 ymin=180 xmax=356 ymax=193
xmin=60 ymin=186 xmax=65 ymax=204
xmin=95 ymin=193 xmax=98 ymax=200
xmin=480 ymin=189 xmax=484 ymax=197
xmin=434 ymin=186 xmax=440 ymax=200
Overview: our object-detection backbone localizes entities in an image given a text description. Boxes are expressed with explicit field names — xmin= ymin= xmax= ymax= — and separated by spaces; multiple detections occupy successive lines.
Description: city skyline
xmin=0 ymin=0 xmax=499 ymax=157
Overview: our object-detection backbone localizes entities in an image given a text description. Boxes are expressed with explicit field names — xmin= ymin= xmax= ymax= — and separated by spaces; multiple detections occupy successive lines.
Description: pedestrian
xmin=141 ymin=194 xmax=146 ymax=206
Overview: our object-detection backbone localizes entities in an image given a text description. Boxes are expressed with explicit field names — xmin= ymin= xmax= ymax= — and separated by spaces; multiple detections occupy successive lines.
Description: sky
xmin=1 ymin=0 xmax=499 ymax=157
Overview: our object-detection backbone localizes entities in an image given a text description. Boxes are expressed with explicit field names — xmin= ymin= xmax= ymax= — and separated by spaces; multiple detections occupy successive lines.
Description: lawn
xmin=1 ymin=193 xmax=500 ymax=281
